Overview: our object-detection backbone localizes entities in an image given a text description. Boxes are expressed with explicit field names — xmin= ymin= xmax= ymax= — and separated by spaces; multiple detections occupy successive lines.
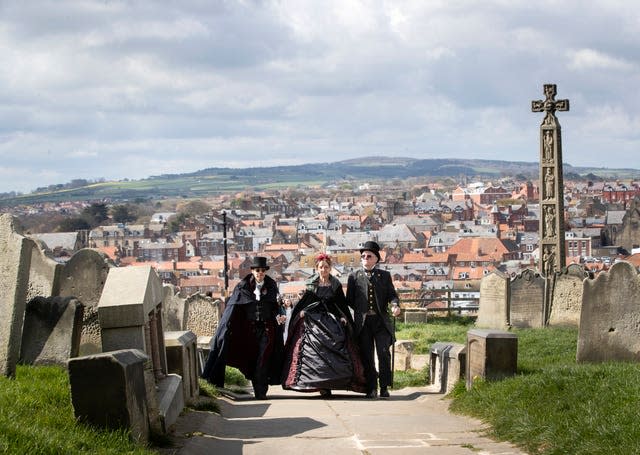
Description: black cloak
xmin=201 ymin=274 xmax=284 ymax=387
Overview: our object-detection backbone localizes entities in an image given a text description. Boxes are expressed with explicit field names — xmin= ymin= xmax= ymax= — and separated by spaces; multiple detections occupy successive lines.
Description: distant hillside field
xmin=2 ymin=157 xmax=639 ymax=206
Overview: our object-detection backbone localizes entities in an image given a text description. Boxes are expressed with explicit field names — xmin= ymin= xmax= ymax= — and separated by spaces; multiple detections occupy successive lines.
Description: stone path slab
xmin=160 ymin=385 xmax=528 ymax=454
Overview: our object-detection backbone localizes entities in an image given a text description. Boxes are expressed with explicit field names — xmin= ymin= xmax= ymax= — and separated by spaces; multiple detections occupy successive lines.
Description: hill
xmin=2 ymin=157 xmax=639 ymax=207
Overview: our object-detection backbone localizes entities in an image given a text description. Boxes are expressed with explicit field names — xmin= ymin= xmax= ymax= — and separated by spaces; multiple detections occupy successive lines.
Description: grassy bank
xmin=0 ymin=365 xmax=153 ymax=454
xmin=449 ymin=326 xmax=640 ymax=455
xmin=395 ymin=319 xmax=640 ymax=455
xmin=4 ymin=322 xmax=638 ymax=454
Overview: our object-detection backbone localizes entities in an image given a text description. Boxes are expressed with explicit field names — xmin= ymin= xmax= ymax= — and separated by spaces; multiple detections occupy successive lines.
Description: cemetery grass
xmin=0 ymin=364 xmax=153 ymax=454
xmin=449 ymin=326 xmax=640 ymax=455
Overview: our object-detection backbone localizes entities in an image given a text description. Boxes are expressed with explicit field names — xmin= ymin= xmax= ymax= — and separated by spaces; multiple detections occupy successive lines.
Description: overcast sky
xmin=1 ymin=1 xmax=639 ymax=194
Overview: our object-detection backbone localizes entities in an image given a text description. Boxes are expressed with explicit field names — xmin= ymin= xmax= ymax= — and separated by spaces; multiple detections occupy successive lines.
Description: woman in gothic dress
xmin=282 ymin=253 xmax=366 ymax=397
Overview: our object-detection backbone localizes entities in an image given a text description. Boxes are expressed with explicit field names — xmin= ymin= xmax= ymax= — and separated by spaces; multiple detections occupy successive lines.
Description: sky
xmin=0 ymin=1 xmax=639 ymax=194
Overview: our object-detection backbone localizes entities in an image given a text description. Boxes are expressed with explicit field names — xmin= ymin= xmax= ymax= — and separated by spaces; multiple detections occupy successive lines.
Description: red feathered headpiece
xmin=315 ymin=253 xmax=331 ymax=264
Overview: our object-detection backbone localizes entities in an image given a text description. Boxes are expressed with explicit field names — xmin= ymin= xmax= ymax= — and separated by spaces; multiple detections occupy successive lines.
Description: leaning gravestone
xmin=476 ymin=271 xmax=510 ymax=330
xmin=162 ymin=284 xmax=185 ymax=332
xmin=509 ymin=268 xmax=545 ymax=328
xmin=59 ymin=249 xmax=114 ymax=355
xmin=549 ymin=264 xmax=589 ymax=327
xmin=25 ymin=238 xmax=63 ymax=302
xmin=68 ymin=349 xmax=150 ymax=443
xmin=20 ymin=296 xmax=83 ymax=366
xmin=0 ymin=214 xmax=36 ymax=377
xmin=577 ymin=261 xmax=640 ymax=362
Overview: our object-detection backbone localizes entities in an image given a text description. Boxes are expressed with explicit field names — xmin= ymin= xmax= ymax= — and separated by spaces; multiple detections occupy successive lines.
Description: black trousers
xmin=358 ymin=314 xmax=392 ymax=392
xmin=250 ymin=321 xmax=270 ymax=397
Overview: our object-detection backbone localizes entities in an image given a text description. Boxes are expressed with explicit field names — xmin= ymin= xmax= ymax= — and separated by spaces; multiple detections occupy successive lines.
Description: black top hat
xmin=250 ymin=256 xmax=270 ymax=270
xmin=359 ymin=241 xmax=381 ymax=261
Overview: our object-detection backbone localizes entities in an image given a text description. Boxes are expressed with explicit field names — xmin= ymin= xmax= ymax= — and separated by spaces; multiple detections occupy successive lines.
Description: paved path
xmin=161 ymin=386 xmax=528 ymax=454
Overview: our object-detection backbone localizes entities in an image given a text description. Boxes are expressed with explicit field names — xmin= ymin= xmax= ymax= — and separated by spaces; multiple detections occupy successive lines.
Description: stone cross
xmin=532 ymin=84 xmax=569 ymax=325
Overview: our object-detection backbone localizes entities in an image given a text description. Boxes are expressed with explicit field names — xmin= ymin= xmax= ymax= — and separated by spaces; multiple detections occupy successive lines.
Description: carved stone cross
xmin=532 ymin=83 xmax=570 ymax=326
xmin=532 ymin=84 xmax=570 ymax=127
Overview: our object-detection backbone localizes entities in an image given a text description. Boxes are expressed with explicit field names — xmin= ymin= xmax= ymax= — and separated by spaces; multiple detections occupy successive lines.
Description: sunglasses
xmin=253 ymin=268 xmax=267 ymax=272
xmin=361 ymin=254 xmax=375 ymax=259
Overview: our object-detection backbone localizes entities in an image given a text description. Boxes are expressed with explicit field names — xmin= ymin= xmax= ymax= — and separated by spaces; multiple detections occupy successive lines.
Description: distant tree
xmin=167 ymin=213 xmax=188 ymax=233
xmin=57 ymin=217 xmax=90 ymax=232
xmin=176 ymin=200 xmax=211 ymax=217
xmin=111 ymin=204 xmax=136 ymax=224
xmin=82 ymin=203 xmax=109 ymax=226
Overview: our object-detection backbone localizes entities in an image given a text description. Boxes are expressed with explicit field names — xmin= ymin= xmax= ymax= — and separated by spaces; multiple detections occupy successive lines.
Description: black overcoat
xmin=346 ymin=267 xmax=399 ymax=341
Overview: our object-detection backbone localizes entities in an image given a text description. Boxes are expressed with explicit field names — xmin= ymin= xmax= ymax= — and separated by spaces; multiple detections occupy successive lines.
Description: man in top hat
xmin=346 ymin=241 xmax=401 ymax=398
xmin=202 ymin=256 xmax=286 ymax=400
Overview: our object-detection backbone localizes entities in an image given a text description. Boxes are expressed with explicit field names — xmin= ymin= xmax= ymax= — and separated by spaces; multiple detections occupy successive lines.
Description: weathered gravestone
xmin=0 ymin=214 xmax=36 ymax=377
xmin=68 ymin=349 xmax=150 ymax=444
xmin=165 ymin=331 xmax=199 ymax=405
xmin=403 ymin=309 xmax=428 ymax=323
xmin=20 ymin=296 xmax=83 ymax=366
xmin=429 ymin=342 xmax=466 ymax=394
xmin=466 ymin=329 xmax=517 ymax=390
xmin=162 ymin=284 xmax=185 ymax=332
xmin=476 ymin=271 xmax=510 ymax=330
xmin=98 ymin=266 xmax=184 ymax=433
xmin=25 ymin=238 xmax=63 ymax=302
xmin=509 ymin=268 xmax=545 ymax=328
xmin=549 ymin=264 xmax=589 ymax=327
xmin=577 ymin=261 xmax=640 ymax=362
xmin=393 ymin=340 xmax=413 ymax=371
xmin=59 ymin=249 xmax=114 ymax=355
xmin=183 ymin=293 xmax=221 ymax=338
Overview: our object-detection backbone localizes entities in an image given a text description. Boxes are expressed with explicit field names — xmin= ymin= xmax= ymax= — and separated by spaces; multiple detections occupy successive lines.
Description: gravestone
xmin=26 ymin=239 xmax=63 ymax=302
xmin=476 ymin=271 xmax=510 ymax=330
xmin=98 ymin=265 xmax=183 ymax=433
xmin=98 ymin=266 xmax=167 ymax=376
xmin=20 ymin=296 xmax=83 ymax=366
xmin=430 ymin=342 xmax=466 ymax=394
xmin=509 ymin=268 xmax=545 ymax=328
xmin=68 ymin=349 xmax=150 ymax=443
xmin=466 ymin=329 xmax=517 ymax=390
xmin=197 ymin=336 xmax=212 ymax=374
xmin=549 ymin=264 xmax=589 ymax=327
xmin=403 ymin=310 xmax=428 ymax=323
xmin=183 ymin=293 xmax=221 ymax=338
xmin=165 ymin=331 xmax=199 ymax=405
xmin=0 ymin=214 xmax=36 ymax=377
xmin=393 ymin=340 xmax=413 ymax=371
xmin=577 ymin=261 xmax=640 ymax=362
xmin=410 ymin=354 xmax=429 ymax=371
xmin=59 ymin=249 xmax=114 ymax=355
xmin=162 ymin=285 xmax=185 ymax=332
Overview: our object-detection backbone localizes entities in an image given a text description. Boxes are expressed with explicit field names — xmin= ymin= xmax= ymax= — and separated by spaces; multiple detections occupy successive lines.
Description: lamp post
xmin=222 ymin=210 xmax=229 ymax=298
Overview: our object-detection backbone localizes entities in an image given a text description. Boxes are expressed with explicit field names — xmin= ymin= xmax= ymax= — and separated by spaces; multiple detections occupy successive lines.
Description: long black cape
xmin=201 ymin=277 xmax=284 ymax=387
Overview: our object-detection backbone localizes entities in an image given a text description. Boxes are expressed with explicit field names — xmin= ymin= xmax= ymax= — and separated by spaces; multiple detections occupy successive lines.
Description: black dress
xmin=282 ymin=276 xmax=366 ymax=393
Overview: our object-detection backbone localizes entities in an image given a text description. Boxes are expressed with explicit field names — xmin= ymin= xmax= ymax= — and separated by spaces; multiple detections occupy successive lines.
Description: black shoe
xmin=319 ymin=389 xmax=332 ymax=398
xmin=379 ymin=387 xmax=390 ymax=398
xmin=365 ymin=390 xmax=378 ymax=399
xmin=254 ymin=393 xmax=268 ymax=400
